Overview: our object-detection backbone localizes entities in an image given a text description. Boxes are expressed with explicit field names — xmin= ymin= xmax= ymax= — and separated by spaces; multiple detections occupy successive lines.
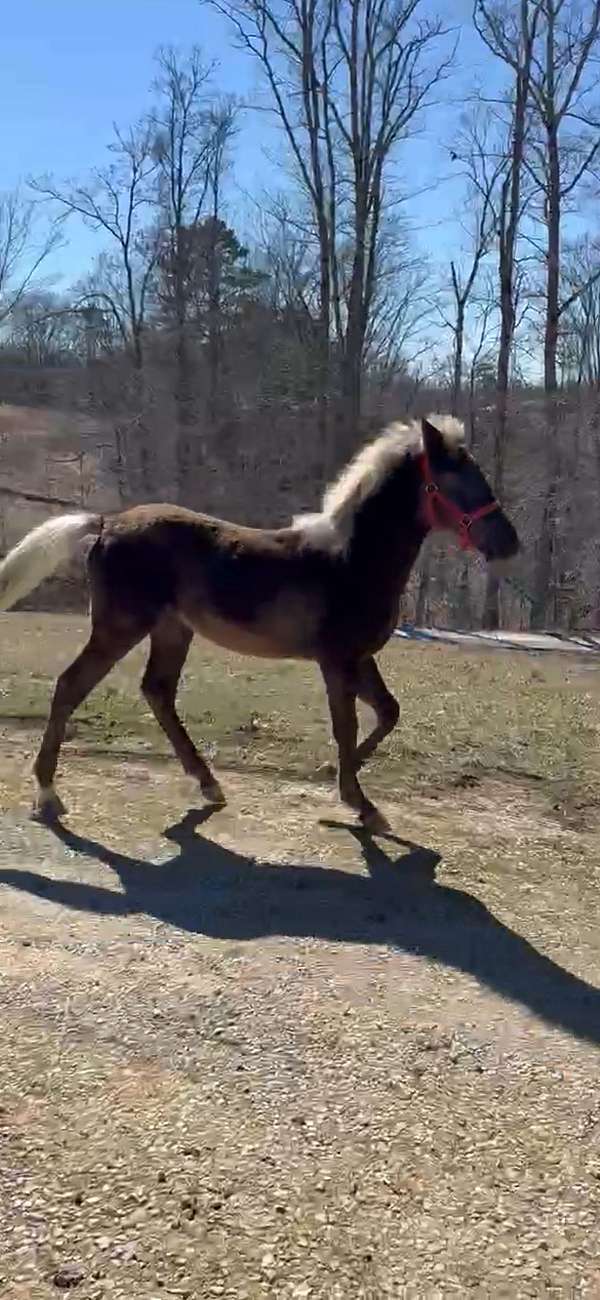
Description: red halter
xmin=418 ymin=451 xmax=500 ymax=552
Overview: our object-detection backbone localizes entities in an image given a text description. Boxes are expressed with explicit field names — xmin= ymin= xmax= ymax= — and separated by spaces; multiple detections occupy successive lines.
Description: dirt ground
xmin=0 ymin=616 xmax=600 ymax=1298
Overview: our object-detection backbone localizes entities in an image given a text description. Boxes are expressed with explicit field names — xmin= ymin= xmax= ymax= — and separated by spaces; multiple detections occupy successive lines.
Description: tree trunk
xmin=171 ymin=230 xmax=196 ymax=503
xmin=484 ymin=259 xmax=510 ymax=629
xmin=341 ymin=144 xmax=372 ymax=449
xmin=206 ymin=220 xmax=222 ymax=430
xmin=113 ymin=423 xmax=130 ymax=506
xmin=451 ymin=299 xmax=465 ymax=417
xmin=127 ymin=363 xmax=154 ymax=497
xmin=340 ymin=348 xmax=362 ymax=440
xmin=175 ymin=327 xmax=195 ymax=502
xmin=532 ymin=116 xmax=561 ymax=626
xmin=544 ymin=127 xmax=561 ymax=394
xmin=483 ymin=5 xmax=533 ymax=631
xmin=531 ymin=399 xmax=561 ymax=630
xmin=531 ymin=493 xmax=555 ymax=629
xmin=483 ymin=389 xmax=508 ymax=629
xmin=452 ymin=559 xmax=472 ymax=629
xmin=415 ymin=552 xmax=431 ymax=626
xmin=315 ymin=212 xmax=333 ymax=476
xmin=342 ymin=188 xmax=367 ymax=442
xmin=483 ymin=571 xmax=501 ymax=630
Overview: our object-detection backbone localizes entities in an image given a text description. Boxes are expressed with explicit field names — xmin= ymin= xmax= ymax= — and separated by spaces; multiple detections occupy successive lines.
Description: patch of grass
xmin=0 ymin=614 xmax=598 ymax=812
xmin=382 ymin=647 xmax=600 ymax=799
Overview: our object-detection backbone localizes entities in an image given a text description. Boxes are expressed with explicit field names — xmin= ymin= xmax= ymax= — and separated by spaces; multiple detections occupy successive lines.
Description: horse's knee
xmin=381 ymin=695 xmax=400 ymax=730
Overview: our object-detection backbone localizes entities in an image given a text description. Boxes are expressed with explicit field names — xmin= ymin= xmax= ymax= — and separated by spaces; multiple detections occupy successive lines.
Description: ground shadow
xmin=1 ymin=808 xmax=599 ymax=1047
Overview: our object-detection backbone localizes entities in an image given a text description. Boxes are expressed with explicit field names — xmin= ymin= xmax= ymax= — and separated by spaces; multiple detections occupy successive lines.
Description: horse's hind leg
xmin=141 ymin=616 xmax=225 ymax=806
xmin=355 ymin=657 xmax=400 ymax=771
xmin=33 ymin=622 xmax=145 ymax=821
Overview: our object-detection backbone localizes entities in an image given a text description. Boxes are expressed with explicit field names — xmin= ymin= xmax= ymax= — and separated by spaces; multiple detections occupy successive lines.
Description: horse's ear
xmin=421 ymin=417 xmax=448 ymax=463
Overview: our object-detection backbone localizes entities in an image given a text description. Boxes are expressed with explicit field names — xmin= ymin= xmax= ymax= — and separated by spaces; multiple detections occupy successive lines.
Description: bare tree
xmin=203 ymin=107 xmax=239 ymax=428
xmin=463 ymin=283 xmax=499 ymax=442
xmin=523 ymin=0 xmax=600 ymax=391
xmin=474 ymin=0 xmax=541 ymax=627
xmin=213 ymin=0 xmax=452 ymax=462
xmin=32 ymin=125 xmax=163 ymax=496
xmin=0 ymin=190 xmax=59 ymax=325
xmin=560 ymin=237 xmax=600 ymax=385
xmin=77 ymin=240 xmax=158 ymax=365
xmin=447 ymin=289 xmax=499 ymax=628
xmin=521 ymin=0 xmax=600 ymax=625
xmin=257 ymin=200 xmax=320 ymax=327
xmin=442 ymin=110 xmax=505 ymax=414
xmin=150 ymin=47 xmax=236 ymax=485
xmin=32 ymin=124 xmax=159 ymax=370
xmin=251 ymin=201 xmax=331 ymax=404
xmin=151 ymin=46 xmax=216 ymax=234
xmin=364 ymin=219 xmax=432 ymax=386
xmin=6 ymin=291 xmax=81 ymax=366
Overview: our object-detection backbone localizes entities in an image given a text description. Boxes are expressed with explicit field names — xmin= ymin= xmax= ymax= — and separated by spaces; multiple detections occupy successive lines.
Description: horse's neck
xmin=344 ymin=459 xmax=425 ymax=591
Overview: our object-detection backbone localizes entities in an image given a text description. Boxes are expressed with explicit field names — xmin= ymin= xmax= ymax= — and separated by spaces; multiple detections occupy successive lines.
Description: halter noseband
xmin=418 ymin=451 xmax=500 ymax=552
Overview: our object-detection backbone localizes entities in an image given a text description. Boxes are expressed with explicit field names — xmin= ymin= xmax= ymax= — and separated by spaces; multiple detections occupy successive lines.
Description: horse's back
xmin=107 ymin=502 xmax=295 ymax=547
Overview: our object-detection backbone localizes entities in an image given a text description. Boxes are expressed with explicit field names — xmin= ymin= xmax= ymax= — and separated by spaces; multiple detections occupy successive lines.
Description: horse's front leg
xmin=355 ymin=656 xmax=400 ymax=770
xmin=320 ymin=663 xmax=390 ymax=834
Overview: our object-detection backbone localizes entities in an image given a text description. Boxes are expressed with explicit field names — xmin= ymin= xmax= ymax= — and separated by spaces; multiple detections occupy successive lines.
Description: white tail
xmin=0 ymin=513 xmax=101 ymax=612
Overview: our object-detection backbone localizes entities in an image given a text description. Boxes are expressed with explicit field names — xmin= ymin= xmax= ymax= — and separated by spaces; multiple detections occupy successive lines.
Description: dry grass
xmin=0 ymin=614 xmax=599 ymax=1298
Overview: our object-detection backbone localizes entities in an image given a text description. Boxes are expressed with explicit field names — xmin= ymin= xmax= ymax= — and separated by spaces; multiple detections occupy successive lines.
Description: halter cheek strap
xmin=418 ymin=452 xmax=500 ymax=552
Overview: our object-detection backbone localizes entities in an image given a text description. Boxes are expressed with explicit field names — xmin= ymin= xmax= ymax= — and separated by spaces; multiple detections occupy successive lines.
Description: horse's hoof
xmin=202 ymin=780 xmax=226 ymax=807
xmin=360 ymin=806 xmax=391 ymax=836
xmin=31 ymin=788 xmax=67 ymax=824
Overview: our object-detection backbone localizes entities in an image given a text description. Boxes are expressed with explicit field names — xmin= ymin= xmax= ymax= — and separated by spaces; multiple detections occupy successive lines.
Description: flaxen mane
xmin=294 ymin=413 xmax=465 ymax=552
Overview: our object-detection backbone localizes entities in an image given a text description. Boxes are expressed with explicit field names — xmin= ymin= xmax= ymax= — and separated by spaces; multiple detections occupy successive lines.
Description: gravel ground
xmin=0 ymin=744 xmax=599 ymax=1299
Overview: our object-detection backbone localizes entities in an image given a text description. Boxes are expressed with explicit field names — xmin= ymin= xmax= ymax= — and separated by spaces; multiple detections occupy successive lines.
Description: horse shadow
xmin=1 ymin=807 xmax=599 ymax=1048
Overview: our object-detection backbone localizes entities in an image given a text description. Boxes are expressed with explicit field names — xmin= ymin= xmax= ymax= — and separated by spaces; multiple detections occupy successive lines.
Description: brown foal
xmin=0 ymin=414 xmax=519 ymax=832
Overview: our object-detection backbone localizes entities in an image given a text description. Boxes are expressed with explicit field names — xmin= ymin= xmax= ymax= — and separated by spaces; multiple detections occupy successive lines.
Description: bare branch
xmin=32 ymin=124 xmax=159 ymax=367
xmin=0 ymin=190 xmax=61 ymax=324
xmin=212 ymin=0 xmax=453 ymax=429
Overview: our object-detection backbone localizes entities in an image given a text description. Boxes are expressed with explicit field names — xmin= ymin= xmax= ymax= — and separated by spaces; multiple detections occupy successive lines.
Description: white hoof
xmin=31 ymin=785 xmax=67 ymax=823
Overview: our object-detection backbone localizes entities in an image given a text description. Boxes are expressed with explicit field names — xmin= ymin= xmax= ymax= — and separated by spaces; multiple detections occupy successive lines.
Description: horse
xmin=0 ymin=414 xmax=519 ymax=833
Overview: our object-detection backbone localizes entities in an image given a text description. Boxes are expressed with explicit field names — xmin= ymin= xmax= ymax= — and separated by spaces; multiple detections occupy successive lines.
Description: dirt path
xmin=1 ymin=740 xmax=600 ymax=1298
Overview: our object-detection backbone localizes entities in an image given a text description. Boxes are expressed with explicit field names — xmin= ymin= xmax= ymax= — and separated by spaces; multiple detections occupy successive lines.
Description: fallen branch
xmin=0 ymin=484 xmax=81 ymax=509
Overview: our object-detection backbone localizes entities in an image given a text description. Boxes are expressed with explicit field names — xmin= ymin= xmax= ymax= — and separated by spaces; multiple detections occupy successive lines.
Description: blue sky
xmin=2 ymin=0 xmax=503 ymax=291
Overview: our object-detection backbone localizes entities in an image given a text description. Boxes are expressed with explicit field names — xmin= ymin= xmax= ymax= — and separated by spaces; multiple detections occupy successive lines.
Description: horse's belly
xmin=182 ymin=591 xmax=321 ymax=660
